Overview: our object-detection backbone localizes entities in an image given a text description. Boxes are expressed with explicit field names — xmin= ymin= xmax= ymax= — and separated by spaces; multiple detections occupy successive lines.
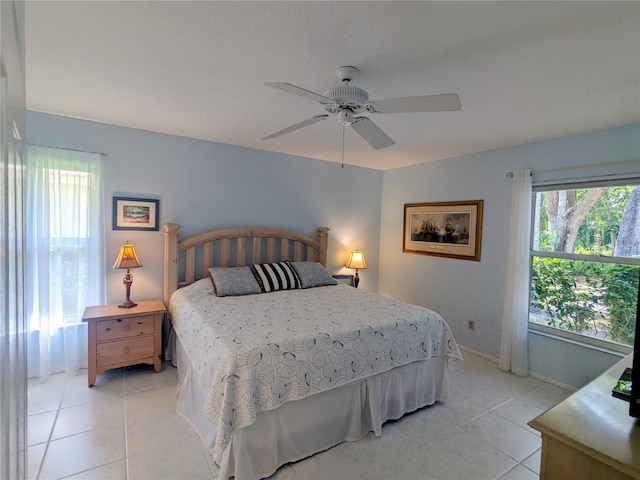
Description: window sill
xmin=528 ymin=323 xmax=632 ymax=357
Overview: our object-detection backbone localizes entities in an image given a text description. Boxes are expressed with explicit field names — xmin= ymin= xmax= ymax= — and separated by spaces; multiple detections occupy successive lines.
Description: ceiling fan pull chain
xmin=341 ymin=126 xmax=345 ymax=168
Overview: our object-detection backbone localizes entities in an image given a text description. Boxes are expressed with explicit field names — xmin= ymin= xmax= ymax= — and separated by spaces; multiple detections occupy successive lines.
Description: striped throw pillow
xmin=251 ymin=261 xmax=301 ymax=293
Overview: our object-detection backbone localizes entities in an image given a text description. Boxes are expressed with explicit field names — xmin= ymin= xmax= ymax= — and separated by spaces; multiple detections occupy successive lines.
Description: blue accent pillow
xmin=208 ymin=267 xmax=262 ymax=297
xmin=291 ymin=261 xmax=337 ymax=288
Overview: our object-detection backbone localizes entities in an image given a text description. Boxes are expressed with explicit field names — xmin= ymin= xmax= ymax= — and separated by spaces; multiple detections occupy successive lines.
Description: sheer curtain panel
xmin=26 ymin=145 xmax=106 ymax=381
xmin=499 ymin=169 xmax=532 ymax=376
xmin=0 ymin=1 xmax=27 ymax=477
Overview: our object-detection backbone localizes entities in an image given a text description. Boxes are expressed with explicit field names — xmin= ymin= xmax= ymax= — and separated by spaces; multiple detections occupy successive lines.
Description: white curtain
xmin=26 ymin=145 xmax=106 ymax=381
xmin=1 ymin=1 xmax=27 ymax=475
xmin=0 ymin=85 xmax=27 ymax=478
xmin=499 ymin=169 xmax=532 ymax=376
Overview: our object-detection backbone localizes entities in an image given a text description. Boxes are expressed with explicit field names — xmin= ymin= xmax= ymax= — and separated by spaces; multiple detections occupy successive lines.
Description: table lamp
xmin=113 ymin=241 xmax=143 ymax=308
xmin=346 ymin=250 xmax=367 ymax=288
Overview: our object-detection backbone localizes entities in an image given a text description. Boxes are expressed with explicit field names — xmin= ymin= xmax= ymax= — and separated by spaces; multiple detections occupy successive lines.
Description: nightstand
xmin=82 ymin=299 xmax=166 ymax=387
xmin=332 ymin=274 xmax=355 ymax=287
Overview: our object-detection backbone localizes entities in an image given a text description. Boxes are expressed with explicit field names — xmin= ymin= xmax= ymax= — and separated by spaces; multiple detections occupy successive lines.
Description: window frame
xmin=527 ymin=177 xmax=640 ymax=354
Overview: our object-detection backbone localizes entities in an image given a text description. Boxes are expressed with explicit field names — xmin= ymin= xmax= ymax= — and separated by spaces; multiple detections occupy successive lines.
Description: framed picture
xmin=332 ymin=274 xmax=355 ymax=287
xmin=403 ymin=200 xmax=483 ymax=261
xmin=112 ymin=197 xmax=159 ymax=231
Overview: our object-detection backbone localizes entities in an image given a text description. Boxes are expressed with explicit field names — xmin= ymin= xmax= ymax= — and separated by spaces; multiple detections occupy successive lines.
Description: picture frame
xmin=403 ymin=200 xmax=483 ymax=261
xmin=332 ymin=274 xmax=355 ymax=287
xmin=112 ymin=197 xmax=159 ymax=231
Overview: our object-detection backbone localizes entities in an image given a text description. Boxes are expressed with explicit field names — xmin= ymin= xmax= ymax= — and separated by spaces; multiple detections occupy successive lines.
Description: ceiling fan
xmin=262 ymin=66 xmax=461 ymax=150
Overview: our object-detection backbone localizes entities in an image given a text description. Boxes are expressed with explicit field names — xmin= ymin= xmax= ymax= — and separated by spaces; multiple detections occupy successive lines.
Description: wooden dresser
xmin=529 ymin=354 xmax=640 ymax=480
xmin=82 ymin=299 xmax=166 ymax=387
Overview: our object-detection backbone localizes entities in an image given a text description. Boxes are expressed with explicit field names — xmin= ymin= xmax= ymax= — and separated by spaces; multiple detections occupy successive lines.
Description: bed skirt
xmin=173 ymin=335 xmax=450 ymax=480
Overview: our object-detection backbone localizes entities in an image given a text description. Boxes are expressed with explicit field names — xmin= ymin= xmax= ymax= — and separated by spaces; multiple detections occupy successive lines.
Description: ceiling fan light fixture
xmin=337 ymin=109 xmax=355 ymax=126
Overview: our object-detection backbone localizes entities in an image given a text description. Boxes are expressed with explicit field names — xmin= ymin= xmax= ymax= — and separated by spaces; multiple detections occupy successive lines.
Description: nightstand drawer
xmin=96 ymin=336 xmax=155 ymax=367
xmin=96 ymin=315 xmax=155 ymax=341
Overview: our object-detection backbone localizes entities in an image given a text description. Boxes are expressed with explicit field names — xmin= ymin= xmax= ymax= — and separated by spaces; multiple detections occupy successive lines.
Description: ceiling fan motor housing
xmin=323 ymin=85 xmax=369 ymax=114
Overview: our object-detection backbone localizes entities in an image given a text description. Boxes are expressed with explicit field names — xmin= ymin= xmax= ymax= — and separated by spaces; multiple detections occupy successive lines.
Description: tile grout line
xmin=123 ymin=372 xmax=131 ymax=480
xmin=519 ymin=447 xmax=542 ymax=476
xmin=57 ymin=372 xmax=128 ymax=479
xmin=422 ymin=395 xmax=542 ymax=478
xmin=34 ymin=376 xmax=68 ymax=480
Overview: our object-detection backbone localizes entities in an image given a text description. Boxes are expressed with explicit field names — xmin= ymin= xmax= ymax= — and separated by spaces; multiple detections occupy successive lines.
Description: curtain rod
xmin=27 ymin=143 xmax=108 ymax=157
xmin=506 ymin=158 xmax=639 ymax=178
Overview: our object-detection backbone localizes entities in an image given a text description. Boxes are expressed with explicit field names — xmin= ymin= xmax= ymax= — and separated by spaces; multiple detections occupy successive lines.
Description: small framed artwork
xmin=403 ymin=200 xmax=483 ymax=261
xmin=112 ymin=197 xmax=159 ymax=231
xmin=332 ymin=274 xmax=355 ymax=287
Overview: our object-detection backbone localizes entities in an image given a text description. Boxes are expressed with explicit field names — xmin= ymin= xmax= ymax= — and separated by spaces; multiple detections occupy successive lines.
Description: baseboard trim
xmin=458 ymin=344 xmax=498 ymax=363
xmin=457 ymin=344 xmax=577 ymax=392
xmin=528 ymin=371 xmax=577 ymax=392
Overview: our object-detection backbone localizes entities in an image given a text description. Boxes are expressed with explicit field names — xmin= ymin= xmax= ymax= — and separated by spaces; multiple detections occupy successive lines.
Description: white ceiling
xmin=25 ymin=1 xmax=640 ymax=170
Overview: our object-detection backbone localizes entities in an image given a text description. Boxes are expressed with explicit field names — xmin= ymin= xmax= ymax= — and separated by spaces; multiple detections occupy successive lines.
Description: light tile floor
xmin=27 ymin=351 xmax=571 ymax=480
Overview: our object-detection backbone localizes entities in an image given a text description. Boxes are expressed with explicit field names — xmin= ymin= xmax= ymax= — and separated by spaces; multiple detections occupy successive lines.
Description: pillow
xmin=251 ymin=261 xmax=301 ymax=293
xmin=291 ymin=261 xmax=337 ymax=288
xmin=208 ymin=266 xmax=263 ymax=297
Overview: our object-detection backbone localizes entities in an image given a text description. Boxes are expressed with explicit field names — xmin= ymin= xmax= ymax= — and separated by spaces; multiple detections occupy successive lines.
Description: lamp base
xmin=119 ymin=275 xmax=137 ymax=308
xmin=118 ymin=300 xmax=138 ymax=309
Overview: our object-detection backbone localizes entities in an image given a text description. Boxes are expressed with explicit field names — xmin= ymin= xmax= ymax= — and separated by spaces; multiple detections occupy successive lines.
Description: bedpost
xmin=163 ymin=223 xmax=180 ymax=306
xmin=317 ymin=227 xmax=329 ymax=268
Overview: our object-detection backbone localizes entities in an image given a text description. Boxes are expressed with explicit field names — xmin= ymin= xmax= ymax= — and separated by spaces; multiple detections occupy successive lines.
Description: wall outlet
xmin=468 ymin=319 xmax=475 ymax=331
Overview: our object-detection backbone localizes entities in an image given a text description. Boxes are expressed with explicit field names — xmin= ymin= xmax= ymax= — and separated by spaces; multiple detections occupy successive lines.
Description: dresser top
xmin=529 ymin=354 xmax=639 ymax=478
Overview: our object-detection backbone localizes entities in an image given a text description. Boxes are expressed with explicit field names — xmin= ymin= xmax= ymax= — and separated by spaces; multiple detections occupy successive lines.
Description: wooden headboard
xmin=163 ymin=224 xmax=329 ymax=305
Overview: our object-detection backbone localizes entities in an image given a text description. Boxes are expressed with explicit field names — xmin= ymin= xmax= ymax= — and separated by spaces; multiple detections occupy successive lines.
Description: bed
xmin=163 ymin=223 xmax=462 ymax=480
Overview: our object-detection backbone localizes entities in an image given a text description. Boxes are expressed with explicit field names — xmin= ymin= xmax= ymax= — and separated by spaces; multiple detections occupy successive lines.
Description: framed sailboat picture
xmin=403 ymin=200 xmax=483 ymax=261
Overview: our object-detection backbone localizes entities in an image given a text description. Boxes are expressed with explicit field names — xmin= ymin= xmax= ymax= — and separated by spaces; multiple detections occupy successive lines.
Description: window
xmin=26 ymin=145 xmax=105 ymax=378
xmin=46 ymin=168 xmax=92 ymax=329
xmin=528 ymin=182 xmax=640 ymax=349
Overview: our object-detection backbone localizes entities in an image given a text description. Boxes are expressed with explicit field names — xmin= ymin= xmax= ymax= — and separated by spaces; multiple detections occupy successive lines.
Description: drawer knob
xmin=117 ymin=319 xmax=122 ymax=323
xmin=105 ymin=327 xmax=111 ymax=332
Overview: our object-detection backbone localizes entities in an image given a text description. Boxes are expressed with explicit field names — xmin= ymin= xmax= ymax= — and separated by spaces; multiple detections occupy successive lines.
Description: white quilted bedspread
xmin=170 ymin=278 xmax=462 ymax=460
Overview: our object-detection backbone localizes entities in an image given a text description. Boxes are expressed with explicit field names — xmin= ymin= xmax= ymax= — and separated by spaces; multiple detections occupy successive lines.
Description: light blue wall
xmin=379 ymin=124 xmax=640 ymax=387
xmin=26 ymin=110 xmax=640 ymax=387
xmin=26 ymin=111 xmax=383 ymax=304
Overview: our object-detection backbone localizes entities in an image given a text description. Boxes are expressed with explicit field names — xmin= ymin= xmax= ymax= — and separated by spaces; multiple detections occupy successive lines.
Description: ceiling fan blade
xmin=264 ymin=82 xmax=335 ymax=104
xmin=367 ymin=93 xmax=461 ymax=113
xmin=262 ymin=115 xmax=329 ymax=140
xmin=351 ymin=117 xmax=395 ymax=150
